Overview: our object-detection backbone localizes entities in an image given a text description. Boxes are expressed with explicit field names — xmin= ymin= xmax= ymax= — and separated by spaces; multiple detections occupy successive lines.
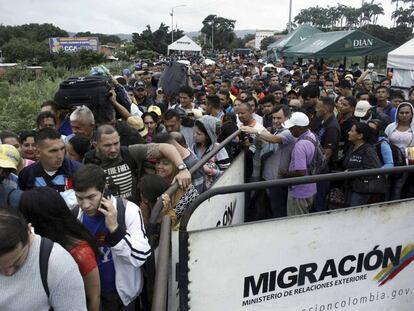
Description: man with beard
xmin=133 ymin=81 xmax=154 ymax=113
xmin=83 ymin=124 xmax=191 ymax=204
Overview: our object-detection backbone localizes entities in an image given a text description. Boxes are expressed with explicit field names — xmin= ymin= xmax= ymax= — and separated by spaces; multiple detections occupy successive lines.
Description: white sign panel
xmin=187 ymin=200 xmax=414 ymax=310
xmin=168 ymin=153 xmax=245 ymax=310
xmin=187 ymin=152 xmax=245 ymax=231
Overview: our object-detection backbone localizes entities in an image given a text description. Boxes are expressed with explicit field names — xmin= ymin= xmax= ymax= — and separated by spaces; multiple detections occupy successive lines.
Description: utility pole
xmin=211 ymin=18 xmax=214 ymax=51
xmin=170 ymin=5 xmax=186 ymax=43
xmin=288 ymin=0 xmax=293 ymax=33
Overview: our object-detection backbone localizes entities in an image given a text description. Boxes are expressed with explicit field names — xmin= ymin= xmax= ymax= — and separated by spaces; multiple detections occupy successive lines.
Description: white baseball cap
xmin=354 ymin=100 xmax=372 ymax=117
xmin=282 ymin=112 xmax=309 ymax=129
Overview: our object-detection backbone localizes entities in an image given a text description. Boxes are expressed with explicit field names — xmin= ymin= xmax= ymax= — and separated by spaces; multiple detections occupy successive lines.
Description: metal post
xmin=171 ymin=5 xmax=186 ymax=44
xmin=288 ymin=0 xmax=293 ymax=33
xmin=151 ymin=215 xmax=171 ymax=311
xmin=171 ymin=8 xmax=174 ymax=43
xmin=211 ymin=19 xmax=214 ymax=51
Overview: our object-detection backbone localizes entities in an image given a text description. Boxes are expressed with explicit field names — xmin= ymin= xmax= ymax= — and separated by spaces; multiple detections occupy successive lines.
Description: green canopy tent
xmin=282 ymin=29 xmax=394 ymax=59
xmin=267 ymin=24 xmax=322 ymax=52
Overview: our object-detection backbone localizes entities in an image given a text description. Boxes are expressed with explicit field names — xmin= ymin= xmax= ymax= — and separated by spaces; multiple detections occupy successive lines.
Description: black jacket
xmin=343 ymin=143 xmax=382 ymax=172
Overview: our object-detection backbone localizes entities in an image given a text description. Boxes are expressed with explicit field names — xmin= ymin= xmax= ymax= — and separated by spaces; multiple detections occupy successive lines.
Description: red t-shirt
xmin=69 ymin=241 xmax=97 ymax=276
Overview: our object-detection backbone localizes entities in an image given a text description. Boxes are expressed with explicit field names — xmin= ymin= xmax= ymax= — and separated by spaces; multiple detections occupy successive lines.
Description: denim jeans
xmin=267 ymin=186 xmax=288 ymax=218
xmin=346 ymin=191 xmax=371 ymax=207
xmin=389 ymin=173 xmax=408 ymax=201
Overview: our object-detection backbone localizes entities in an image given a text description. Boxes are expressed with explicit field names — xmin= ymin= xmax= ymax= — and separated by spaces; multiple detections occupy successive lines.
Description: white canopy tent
xmin=387 ymin=38 xmax=414 ymax=88
xmin=167 ymin=35 xmax=202 ymax=55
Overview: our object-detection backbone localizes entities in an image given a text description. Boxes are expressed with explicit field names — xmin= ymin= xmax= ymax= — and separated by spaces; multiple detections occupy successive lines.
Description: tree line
xmin=294 ymin=0 xmax=413 ymax=30
xmin=0 ymin=2 xmax=413 ymax=68
xmin=0 ymin=15 xmax=245 ymax=68
xmin=260 ymin=1 xmax=413 ymax=50
xmin=0 ymin=23 xmax=118 ymax=68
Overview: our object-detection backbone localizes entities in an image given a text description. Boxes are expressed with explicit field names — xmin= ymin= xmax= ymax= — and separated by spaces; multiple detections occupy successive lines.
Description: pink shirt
xmin=288 ymin=130 xmax=317 ymax=199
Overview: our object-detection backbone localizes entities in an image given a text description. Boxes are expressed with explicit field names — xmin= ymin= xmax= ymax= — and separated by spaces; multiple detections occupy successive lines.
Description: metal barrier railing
xmin=148 ymin=129 xmax=241 ymax=225
xmin=148 ymin=128 xmax=241 ymax=310
xmin=178 ymin=165 xmax=414 ymax=311
xmin=151 ymin=215 xmax=171 ymax=311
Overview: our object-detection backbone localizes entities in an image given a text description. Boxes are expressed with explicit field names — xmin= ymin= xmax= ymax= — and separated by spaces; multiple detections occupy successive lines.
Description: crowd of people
xmin=1 ymin=53 xmax=414 ymax=310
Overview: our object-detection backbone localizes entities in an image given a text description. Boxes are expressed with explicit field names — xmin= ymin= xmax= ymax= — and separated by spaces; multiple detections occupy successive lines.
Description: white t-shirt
xmin=130 ymin=104 xmax=143 ymax=117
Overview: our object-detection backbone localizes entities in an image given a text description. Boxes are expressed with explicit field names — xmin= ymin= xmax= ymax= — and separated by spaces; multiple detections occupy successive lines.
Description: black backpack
xmin=39 ymin=237 xmax=54 ymax=311
xmin=54 ymin=76 xmax=112 ymax=110
xmin=375 ymin=139 xmax=406 ymax=167
xmin=158 ymin=61 xmax=187 ymax=97
xmin=54 ymin=76 xmax=115 ymax=122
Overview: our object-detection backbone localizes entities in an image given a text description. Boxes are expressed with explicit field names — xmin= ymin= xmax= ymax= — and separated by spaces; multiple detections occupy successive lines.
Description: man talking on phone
xmin=72 ymin=164 xmax=150 ymax=311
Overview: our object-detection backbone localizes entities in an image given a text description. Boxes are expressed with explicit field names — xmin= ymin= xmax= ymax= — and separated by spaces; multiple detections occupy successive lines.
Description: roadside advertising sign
xmin=49 ymin=37 xmax=99 ymax=53
xmin=186 ymin=200 xmax=414 ymax=310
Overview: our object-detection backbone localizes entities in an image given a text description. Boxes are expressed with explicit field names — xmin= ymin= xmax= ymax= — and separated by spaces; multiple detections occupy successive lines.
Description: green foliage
xmin=0 ymin=23 xmax=68 ymax=46
xmin=391 ymin=6 xmax=414 ymax=28
xmin=201 ymin=15 xmax=237 ymax=50
xmin=75 ymin=31 xmax=122 ymax=45
xmin=294 ymin=1 xmax=384 ymax=29
xmin=0 ymin=78 xmax=59 ymax=132
xmin=0 ymin=81 xmax=10 ymax=99
xmin=260 ymin=36 xmax=277 ymax=51
xmin=48 ymin=49 xmax=107 ymax=70
xmin=0 ymin=60 xmax=131 ymax=132
xmin=132 ymin=23 xmax=184 ymax=55
xmin=3 ymin=64 xmax=38 ymax=83
xmin=0 ymin=23 xmax=110 ymax=68
xmin=135 ymin=50 xmax=160 ymax=59
xmin=2 ymin=38 xmax=49 ymax=63
xmin=360 ymin=24 xmax=413 ymax=48
xmin=230 ymin=33 xmax=256 ymax=49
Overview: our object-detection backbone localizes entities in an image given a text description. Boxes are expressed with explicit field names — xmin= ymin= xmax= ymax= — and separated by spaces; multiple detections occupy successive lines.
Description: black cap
xmin=268 ymin=85 xmax=283 ymax=93
xmin=134 ymin=81 xmax=145 ymax=90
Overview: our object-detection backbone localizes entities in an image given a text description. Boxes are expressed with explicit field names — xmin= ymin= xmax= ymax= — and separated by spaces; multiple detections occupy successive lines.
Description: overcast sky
xmin=0 ymin=0 xmax=395 ymax=34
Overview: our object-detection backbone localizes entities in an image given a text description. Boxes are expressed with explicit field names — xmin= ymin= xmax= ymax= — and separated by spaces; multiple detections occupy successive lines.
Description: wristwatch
xmin=177 ymin=163 xmax=188 ymax=171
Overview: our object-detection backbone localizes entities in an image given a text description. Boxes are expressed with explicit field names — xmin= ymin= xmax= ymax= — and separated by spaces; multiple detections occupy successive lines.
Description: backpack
xmin=158 ymin=61 xmax=187 ymax=97
xmin=375 ymin=139 xmax=406 ymax=167
xmin=54 ymin=76 xmax=115 ymax=123
xmin=54 ymin=76 xmax=112 ymax=110
xmin=299 ymin=135 xmax=327 ymax=175
xmin=39 ymin=237 xmax=54 ymax=311
xmin=71 ymin=196 xmax=127 ymax=230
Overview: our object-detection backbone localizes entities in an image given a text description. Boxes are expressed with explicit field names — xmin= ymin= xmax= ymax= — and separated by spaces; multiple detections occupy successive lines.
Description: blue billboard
xmin=49 ymin=37 xmax=100 ymax=53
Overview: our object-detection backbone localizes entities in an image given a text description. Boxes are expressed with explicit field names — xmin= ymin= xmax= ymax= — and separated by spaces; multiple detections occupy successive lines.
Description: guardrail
xmin=148 ymin=128 xmax=241 ymax=310
xmin=151 ymin=215 xmax=171 ymax=311
xmin=178 ymin=165 xmax=414 ymax=311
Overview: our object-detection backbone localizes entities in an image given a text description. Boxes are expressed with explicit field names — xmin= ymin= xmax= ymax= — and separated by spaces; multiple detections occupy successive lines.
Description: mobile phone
xmin=100 ymin=184 xmax=111 ymax=210
xmin=103 ymin=187 xmax=111 ymax=200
